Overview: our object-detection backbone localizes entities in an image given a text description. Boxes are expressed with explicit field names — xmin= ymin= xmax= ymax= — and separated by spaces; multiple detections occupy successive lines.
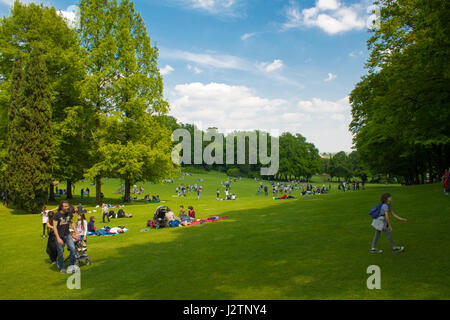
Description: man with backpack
xmin=370 ymin=193 xmax=408 ymax=253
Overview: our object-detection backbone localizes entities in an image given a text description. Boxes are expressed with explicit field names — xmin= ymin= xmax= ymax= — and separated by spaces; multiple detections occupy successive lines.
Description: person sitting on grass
xmin=87 ymin=216 xmax=96 ymax=233
xmin=370 ymin=193 xmax=408 ymax=253
xmin=188 ymin=206 xmax=196 ymax=221
xmin=165 ymin=208 xmax=177 ymax=222
xmin=179 ymin=205 xmax=191 ymax=226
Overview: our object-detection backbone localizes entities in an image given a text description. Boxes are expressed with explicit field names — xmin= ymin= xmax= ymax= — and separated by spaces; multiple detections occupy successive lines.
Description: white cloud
xmin=0 ymin=0 xmax=34 ymax=6
xmin=241 ymin=32 xmax=257 ymax=40
xmin=297 ymin=96 xmax=349 ymax=114
xmin=187 ymin=64 xmax=203 ymax=74
xmin=160 ymin=48 xmax=249 ymax=71
xmin=58 ymin=5 xmax=80 ymax=29
xmin=168 ymin=82 xmax=352 ymax=152
xmin=349 ymin=50 xmax=364 ymax=58
xmin=282 ymin=0 xmax=367 ymax=35
xmin=324 ymin=72 xmax=337 ymax=82
xmin=190 ymin=0 xmax=235 ymax=11
xmin=160 ymin=65 xmax=175 ymax=76
xmin=260 ymin=59 xmax=284 ymax=73
xmin=316 ymin=0 xmax=340 ymax=11
xmin=177 ymin=0 xmax=242 ymax=16
xmin=160 ymin=47 xmax=302 ymax=88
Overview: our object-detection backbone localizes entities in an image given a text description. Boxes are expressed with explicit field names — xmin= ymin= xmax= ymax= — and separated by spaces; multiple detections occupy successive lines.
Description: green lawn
xmin=0 ymin=171 xmax=449 ymax=300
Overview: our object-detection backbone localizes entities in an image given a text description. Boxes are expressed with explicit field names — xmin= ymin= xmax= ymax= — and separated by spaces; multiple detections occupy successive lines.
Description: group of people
xmin=267 ymin=181 xmax=330 ymax=196
xmin=217 ymin=188 xmax=237 ymax=201
xmin=338 ymin=181 xmax=365 ymax=192
xmin=41 ymin=201 xmax=89 ymax=273
xmin=164 ymin=205 xmax=197 ymax=226
xmin=101 ymin=203 xmax=133 ymax=223
xmin=41 ymin=200 xmax=131 ymax=273
xmin=175 ymin=184 xmax=203 ymax=199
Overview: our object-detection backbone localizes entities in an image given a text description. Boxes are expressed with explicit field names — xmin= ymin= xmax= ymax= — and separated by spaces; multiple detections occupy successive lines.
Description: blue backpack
xmin=370 ymin=203 xmax=383 ymax=219
xmin=169 ymin=220 xmax=179 ymax=228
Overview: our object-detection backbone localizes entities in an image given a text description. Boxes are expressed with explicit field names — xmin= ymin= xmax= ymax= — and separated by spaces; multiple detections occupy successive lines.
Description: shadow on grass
xmin=72 ymin=196 xmax=373 ymax=300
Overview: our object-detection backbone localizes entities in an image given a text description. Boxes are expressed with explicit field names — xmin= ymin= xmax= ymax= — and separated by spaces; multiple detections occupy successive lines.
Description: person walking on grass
xmin=53 ymin=200 xmax=79 ymax=273
xmin=371 ymin=193 xmax=408 ymax=253
xmin=102 ymin=203 xmax=110 ymax=223
xmin=2 ymin=188 xmax=8 ymax=207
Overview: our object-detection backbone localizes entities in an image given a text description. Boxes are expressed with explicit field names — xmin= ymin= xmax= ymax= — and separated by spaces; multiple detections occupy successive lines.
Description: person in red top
xmin=188 ymin=206 xmax=196 ymax=221
xmin=443 ymin=169 xmax=450 ymax=195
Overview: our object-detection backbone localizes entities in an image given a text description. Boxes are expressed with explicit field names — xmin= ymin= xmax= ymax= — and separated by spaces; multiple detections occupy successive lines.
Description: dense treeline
xmin=350 ymin=0 xmax=450 ymax=184
xmin=165 ymin=117 xmax=372 ymax=182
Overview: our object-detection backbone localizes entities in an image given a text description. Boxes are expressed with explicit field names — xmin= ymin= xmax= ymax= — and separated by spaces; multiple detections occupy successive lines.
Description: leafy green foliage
xmin=350 ymin=0 xmax=450 ymax=183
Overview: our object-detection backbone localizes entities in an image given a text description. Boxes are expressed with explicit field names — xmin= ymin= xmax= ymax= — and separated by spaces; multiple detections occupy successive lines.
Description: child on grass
xmin=371 ymin=193 xmax=408 ymax=253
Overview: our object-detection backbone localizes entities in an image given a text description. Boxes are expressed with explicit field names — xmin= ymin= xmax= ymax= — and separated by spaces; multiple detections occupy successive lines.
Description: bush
xmin=227 ymin=168 xmax=241 ymax=177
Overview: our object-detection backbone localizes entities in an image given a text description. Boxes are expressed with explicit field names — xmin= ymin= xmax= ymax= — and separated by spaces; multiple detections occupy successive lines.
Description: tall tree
xmin=0 ymin=1 xmax=87 ymax=198
xmin=79 ymin=0 xmax=120 ymax=204
xmin=7 ymin=50 xmax=52 ymax=212
xmin=350 ymin=0 xmax=450 ymax=183
xmin=82 ymin=0 xmax=175 ymax=202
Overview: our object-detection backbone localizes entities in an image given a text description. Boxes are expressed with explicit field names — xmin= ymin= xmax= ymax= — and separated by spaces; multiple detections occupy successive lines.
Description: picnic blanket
xmin=274 ymin=195 xmax=296 ymax=200
xmin=189 ymin=216 xmax=229 ymax=226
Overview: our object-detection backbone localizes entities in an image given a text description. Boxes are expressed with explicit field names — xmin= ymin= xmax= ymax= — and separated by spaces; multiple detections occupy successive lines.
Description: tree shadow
xmin=72 ymin=197 xmax=373 ymax=300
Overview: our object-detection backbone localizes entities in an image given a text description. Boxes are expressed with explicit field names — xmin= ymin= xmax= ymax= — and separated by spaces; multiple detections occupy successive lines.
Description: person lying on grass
xmin=371 ymin=193 xmax=408 ymax=253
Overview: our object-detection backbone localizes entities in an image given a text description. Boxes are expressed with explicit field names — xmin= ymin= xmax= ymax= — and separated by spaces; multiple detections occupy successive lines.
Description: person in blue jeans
xmin=53 ymin=200 xmax=79 ymax=273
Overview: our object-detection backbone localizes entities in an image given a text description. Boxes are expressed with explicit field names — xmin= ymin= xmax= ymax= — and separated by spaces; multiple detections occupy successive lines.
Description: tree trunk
xmin=95 ymin=175 xmax=102 ymax=205
xmin=49 ymin=183 xmax=55 ymax=202
xmin=66 ymin=180 xmax=73 ymax=199
xmin=124 ymin=177 xmax=131 ymax=203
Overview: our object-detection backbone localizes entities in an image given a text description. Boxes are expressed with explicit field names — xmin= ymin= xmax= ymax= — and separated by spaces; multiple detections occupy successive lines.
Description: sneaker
xmin=393 ymin=246 xmax=405 ymax=252
xmin=52 ymin=261 xmax=57 ymax=265
xmin=60 ymin=269 xmax=66 ymax=274
xmin=370 ymin=248 xmax=383 ymax=253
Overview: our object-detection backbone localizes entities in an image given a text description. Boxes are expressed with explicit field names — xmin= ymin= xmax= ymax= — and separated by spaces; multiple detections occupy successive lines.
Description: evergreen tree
xmin=7 ymin=50 xmax=52 ymax=212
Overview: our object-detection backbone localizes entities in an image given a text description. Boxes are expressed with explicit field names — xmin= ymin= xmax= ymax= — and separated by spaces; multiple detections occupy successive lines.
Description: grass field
xmin=0 ymin=171 xmax=449 ymax=300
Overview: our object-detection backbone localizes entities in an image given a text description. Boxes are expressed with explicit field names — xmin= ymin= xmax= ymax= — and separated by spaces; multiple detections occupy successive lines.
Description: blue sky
xmin=0 ymin=0 xmax=377 ymax=153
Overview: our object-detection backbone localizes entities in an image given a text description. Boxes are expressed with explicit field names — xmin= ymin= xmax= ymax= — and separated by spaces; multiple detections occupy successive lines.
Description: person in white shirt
xmin=76 ymin=213 xmax=88 ymax=241
xmin=41 ymin=206 xmax=49 ymax=238
xmin=41 ymin=206 xmax=57 ymax=238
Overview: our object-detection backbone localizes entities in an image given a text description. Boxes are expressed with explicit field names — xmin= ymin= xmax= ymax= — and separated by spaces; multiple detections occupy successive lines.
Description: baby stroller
xmin=65 ymin=238 xmax=91 ymax=266
xmin=148 ymin=205 xmax=169 ymax=229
